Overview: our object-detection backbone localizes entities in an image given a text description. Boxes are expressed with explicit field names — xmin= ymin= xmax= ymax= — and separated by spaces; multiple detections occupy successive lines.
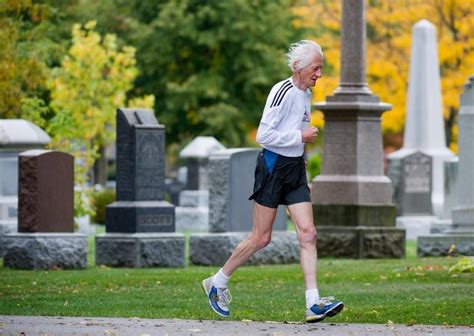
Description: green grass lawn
xmin=0 ymin=231 xmax=472 ymax=326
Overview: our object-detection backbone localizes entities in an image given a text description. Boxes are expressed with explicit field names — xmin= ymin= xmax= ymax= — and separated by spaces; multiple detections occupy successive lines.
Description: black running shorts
xmin=248 ymin=149 xmax=311 ymax=208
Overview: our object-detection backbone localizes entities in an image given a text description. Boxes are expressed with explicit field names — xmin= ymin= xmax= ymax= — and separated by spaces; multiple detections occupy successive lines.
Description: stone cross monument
xmin=312 ymin=0 xmax=404 ymax=258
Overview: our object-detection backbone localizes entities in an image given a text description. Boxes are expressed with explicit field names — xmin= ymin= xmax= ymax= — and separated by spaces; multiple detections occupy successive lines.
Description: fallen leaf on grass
xmin=386 ymin=320 xmax=394 ymax=329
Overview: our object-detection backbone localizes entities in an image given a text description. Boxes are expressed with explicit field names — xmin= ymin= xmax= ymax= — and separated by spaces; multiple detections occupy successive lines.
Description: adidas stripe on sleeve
xmin=256 ymin=77 xmax=310 ymax=157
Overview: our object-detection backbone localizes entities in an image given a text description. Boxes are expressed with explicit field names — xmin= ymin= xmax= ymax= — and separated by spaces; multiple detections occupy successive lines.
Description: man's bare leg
xmin=287 ymin=202 xmax=317 ymax=290
xmin=222 ymin=201 xmax=277 ymax=276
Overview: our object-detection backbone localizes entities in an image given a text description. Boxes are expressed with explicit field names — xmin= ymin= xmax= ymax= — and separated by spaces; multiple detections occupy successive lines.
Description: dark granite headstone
xmin=116 ymin=109 xmax=165 ymax=201
xmin=18 ymin=150 xmax=74 ymax=233
xmin=398 ymin=152 xmax=432 ymax=216
xmin=106 ymin=108 xmax=175 ymax=233
xmin=186 ymin=160 xmax=200 ymax=190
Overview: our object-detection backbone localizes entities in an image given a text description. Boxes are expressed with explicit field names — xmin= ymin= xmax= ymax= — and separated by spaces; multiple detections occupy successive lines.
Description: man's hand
xmin=302 ymin=127 xmax=318 ymax=143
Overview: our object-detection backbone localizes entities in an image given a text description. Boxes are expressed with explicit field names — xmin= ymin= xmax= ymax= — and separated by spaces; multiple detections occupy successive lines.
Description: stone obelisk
xmin=312 ymin=0 xmax=405 ymax=258
xmin=387 ymin=20 xmax=455 ymax=222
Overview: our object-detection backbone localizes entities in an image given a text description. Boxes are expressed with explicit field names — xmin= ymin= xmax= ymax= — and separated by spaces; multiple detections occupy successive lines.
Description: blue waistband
xmin=263 ymin=149 xmax=279 ymax=174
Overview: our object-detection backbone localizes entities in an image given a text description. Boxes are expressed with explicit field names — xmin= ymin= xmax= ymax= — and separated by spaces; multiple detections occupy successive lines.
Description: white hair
xmin=287 ymin=40 xmax=323 ymax=72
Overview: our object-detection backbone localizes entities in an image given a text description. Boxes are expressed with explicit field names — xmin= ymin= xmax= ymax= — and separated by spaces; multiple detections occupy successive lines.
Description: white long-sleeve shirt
xmin=256 ymin=77 xmax=312 ymax=157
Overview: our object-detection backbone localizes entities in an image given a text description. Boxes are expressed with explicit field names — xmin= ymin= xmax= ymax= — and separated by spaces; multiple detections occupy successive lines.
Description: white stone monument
xmin=387 ymin=20 xmax=455 ymax=238
xmin=175 ymin=136 xmax=225 ymax=232
xmin=0 ymin=119 xmax=50 ymax=256
xmin=418 ymin=75 xmax=474 ymax=256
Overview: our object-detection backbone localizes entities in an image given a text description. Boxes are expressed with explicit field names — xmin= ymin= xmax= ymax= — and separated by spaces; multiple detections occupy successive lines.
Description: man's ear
xmin=293 ymin=60 xmax=300 ymax=72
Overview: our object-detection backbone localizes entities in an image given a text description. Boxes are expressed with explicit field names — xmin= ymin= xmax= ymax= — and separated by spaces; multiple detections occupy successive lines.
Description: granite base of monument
xmin=429 ymin=218 xmax=453 ymax=234
xmin=180 ymin=190 xmax=208 ymax=207
xmin=417 ymin=234 xmax=474 ymax=256
xmin=175 ymin=207 xmax=208 ymax=232
xmin=190 ymin=232 xmax=299 ymax=266
xmin=3 ymin=233 xmax=87 ymax=270
xmin=313 ymin=204 xmax=396 ymax=227
xmin=317 ymin=226 xmax=406 ymax=258
xmin=0 ymin=221 xmax=16 ymax=257
xmin=106 ymin=201 xmax=175 ymax=233
xmin=96 ymin=233 xmax=185 ymax=268
xmin=395 ymin=216 xmax=438 ymax=240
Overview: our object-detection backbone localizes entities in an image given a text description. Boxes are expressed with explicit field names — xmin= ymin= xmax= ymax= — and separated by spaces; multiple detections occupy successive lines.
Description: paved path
xmin=1 ymin=316 xmax=472 ymax=335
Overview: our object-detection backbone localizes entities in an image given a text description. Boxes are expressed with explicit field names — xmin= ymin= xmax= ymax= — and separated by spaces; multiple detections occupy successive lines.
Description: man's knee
xmin=252 ymin=233 xmax=272 ymax=250
xmin=298 ymin=226 xmax=316 ymax=243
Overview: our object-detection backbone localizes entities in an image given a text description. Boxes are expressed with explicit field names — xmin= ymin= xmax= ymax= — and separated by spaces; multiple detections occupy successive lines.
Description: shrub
xmin=91 ymin=188 xmax=115 ymax=225
xmin=307 ymin=152 xmax=322 ymax=181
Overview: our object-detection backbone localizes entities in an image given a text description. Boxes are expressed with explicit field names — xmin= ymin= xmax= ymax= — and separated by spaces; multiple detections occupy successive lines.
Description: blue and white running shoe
xmin=202 ymin=276 xmax=232 ymax=317
xmin=306 ymin=296 xmax=344 ymax=323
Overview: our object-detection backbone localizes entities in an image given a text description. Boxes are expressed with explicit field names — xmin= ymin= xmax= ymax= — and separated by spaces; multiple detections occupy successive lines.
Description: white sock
xmin=212 ymin=268 xmax=231 ymax=289
xmin=305 ymin=288 xmax=320 ymax=309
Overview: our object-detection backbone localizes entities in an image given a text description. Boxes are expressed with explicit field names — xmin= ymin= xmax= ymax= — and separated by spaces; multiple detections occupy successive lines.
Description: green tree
xmin=0 ymin=0 xmax=65 ymax=118
xmin=294 ymin=0 xmax=474 ymax=152
xmin=126 ymin=0 xmax=303 ymax=147
xmin=44 ymin=21 xmax=152 ymax=215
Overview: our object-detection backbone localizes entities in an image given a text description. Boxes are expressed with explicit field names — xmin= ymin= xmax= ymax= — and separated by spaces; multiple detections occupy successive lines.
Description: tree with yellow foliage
xmin=293 ymin=0 xmax=473 ymax=152
xmin=27 ymin=21 xmax=153 ymax=216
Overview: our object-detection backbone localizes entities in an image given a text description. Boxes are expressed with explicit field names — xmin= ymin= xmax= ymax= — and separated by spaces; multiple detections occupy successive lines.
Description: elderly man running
xmin=202 ymin=40 xmax=343 ymax=323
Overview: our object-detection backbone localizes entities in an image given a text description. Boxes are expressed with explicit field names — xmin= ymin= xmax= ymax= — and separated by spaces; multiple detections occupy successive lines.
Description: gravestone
xmin=208 ymin=149 xmax=287 ymax=232
xmin=18 ymin=150 xmax=74 ymax=232
xmin=190 ymin=148 xmax=298 ymax=266
xmin=0 ymin=119 xmax=50 ymax=256
xmin=387 ymin=20 xmax=455 ymax=220
xmin=180 ymin=136 xmax=225 ymax=190
xmin=397 ymin=152 xmax=432 ymax=215
xmin=311 ymin=0 xmax=404 ymax=258
xmin=164 ymin=177 xmax=184 ymax=206
xmin=96 ymin=108 xmax=184 ymax=267
xmin=3 ymin=150 xmax=87 ymax=269
xmin=391 ymin=152 xmax=436 ymax=240
xmin=175 ymin=136 xmax=225 ymax=232
xmin=418 ymin=75 xmax=474 ymax=256
xmin=431 ymin=157 xmax=459 ymax=233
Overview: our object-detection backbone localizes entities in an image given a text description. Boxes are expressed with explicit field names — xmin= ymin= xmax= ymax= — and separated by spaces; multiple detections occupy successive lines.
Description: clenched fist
xmin=302 ymin=127 xmax=318 ymax=143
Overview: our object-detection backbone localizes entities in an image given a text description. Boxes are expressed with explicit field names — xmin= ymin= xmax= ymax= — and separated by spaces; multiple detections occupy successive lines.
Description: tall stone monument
xmin=190 ymin=148 xmax=297 ymax=266
xmin=175 ymin=136 xmax=225 ymax=232
xmin=387 ymin=20 xmax=455 ymax=224
xmin=312 ymin=0 xmax=404 ymax=258
xmin=451 ymin=76 xmax=474 ymax=234
xmin=0 ymin=119 xmax=50 ymax=256
xmin=95 ymin=108 xmax=185 ymax=267
xmin=3 ymin=150 xmax=87 ymax=269
xmin=418 ymin=76 xmax=474 ymax=256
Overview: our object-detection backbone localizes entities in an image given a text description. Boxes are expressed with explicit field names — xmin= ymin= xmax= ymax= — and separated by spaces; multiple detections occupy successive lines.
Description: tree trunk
xmin=93 ymin=145 xmax=108 ymax=186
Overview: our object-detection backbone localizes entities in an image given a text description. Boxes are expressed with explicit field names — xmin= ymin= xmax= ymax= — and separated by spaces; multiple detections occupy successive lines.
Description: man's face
xmin=299 ymin=53 xmax=323 ymax=90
